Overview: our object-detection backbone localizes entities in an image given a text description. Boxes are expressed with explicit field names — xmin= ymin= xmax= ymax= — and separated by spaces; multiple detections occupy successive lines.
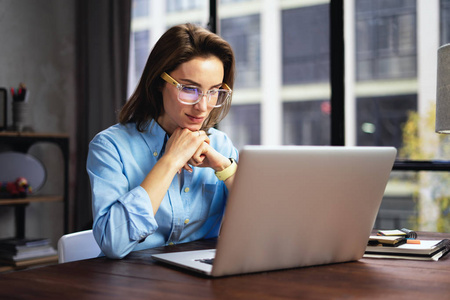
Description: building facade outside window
xmin=282 ymin=5 xmax=330 ymax=85
xmin=355 ymin=0 xmax=417 ymax=81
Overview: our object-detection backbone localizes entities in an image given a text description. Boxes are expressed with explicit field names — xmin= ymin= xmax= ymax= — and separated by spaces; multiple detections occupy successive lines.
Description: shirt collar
xmin=139 ymin=120 xmax=169 ymax=159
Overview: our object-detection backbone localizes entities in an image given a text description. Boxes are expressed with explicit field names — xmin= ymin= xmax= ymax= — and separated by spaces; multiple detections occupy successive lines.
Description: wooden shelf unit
xmin=0 ymin=195 xmax=63 ymax=206
xmin=0 ymin=132 xmax=69 ymax=238
xmin=0 ymin=255 xmax=58 ymax=274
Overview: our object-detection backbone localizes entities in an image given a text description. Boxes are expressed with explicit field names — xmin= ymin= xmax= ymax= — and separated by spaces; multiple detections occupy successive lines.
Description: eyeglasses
xmin=161 ymin=72 xmax=232 ymax=108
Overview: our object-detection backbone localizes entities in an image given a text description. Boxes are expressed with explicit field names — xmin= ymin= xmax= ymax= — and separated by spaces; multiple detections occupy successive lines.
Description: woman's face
xmin=158 ymin=56 xmax=224 ymax=135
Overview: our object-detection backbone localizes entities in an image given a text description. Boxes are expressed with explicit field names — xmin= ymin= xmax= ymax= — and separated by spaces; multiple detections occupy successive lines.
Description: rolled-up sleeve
xmin=87 ymin=133 xmax=158 ymax=259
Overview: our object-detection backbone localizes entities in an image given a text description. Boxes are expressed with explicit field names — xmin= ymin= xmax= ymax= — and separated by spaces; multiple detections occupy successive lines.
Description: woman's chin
xmin=183 ymin=124 xmax=203 ymax=132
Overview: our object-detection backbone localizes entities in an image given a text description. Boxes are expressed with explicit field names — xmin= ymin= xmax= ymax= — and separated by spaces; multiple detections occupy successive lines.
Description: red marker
xmin=407 ymin=239 xmax=420 ymax=244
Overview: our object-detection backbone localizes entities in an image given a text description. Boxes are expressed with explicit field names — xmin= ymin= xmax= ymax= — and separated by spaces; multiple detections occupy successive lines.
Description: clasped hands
xmin=165 ymin=127 xmax=230 ymax=174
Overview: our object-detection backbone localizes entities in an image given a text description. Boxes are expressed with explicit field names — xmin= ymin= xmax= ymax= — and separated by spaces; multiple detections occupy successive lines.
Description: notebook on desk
xmin=152 ymin=146 xmax=397 ymax=277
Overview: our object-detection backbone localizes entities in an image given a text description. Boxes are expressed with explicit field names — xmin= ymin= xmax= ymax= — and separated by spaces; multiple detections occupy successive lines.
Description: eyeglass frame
xmin=160 ymin=72 xmax=232 ymax=108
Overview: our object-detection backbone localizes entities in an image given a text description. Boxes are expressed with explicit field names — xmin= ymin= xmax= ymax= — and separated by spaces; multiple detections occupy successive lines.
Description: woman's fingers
xmin=165 ymin=128 xmax=214 ymax=174
xmin=179 ymin=163 xmax=193 ymax=174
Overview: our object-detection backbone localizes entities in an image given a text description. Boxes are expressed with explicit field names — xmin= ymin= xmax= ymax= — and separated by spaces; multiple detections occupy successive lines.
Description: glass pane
xmin=357 ymin=94 xmax=416 ymax=149
xmin=442 ymin=0 xmax=450 ymax=44
xmin=282 ymin=5 xmax=329 ymax=84
xmin=218 ymin=0 xmax=331 ymax=149
xmin=382 ymin=171 xmax=450 ymax=232
xmin=220 ymin=14 xmax=260 ymax=89
xmin=167 ymin=0 xmax=204 ymax=12
xmin=128 ymin=0 xmax=209 ymax=93
xmin=132 ymin=0 xmax=150 ymax=18
xmin=283 ymin=101 xmax=330 ymax=145
xmin=219 ymin=104 xmax=261 ymax=150
xmin=355 ymin=1 xmax=416 ymax=81
xmin=133 ymin=30 xmax=150 ymax=82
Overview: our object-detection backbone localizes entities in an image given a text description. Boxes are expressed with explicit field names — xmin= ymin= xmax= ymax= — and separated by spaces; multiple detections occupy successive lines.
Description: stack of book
xmin=0 ymin=237 xmax=58 ymax=267
xmin=364 ymin=229 xmax=450 ymax=261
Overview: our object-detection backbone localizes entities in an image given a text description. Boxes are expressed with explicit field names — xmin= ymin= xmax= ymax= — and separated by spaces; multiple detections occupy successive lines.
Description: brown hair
xmin=119 ymin=23 xmax=235 ymax=132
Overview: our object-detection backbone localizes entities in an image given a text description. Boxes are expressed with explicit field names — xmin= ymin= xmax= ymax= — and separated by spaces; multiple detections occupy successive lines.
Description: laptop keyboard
xmin=196 ymin=258 xmax=214 ymax=265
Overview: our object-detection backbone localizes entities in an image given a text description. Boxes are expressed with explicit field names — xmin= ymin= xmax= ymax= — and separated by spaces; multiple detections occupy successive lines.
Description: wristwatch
xmin=215 ymin=158 xmax=237 ymax=181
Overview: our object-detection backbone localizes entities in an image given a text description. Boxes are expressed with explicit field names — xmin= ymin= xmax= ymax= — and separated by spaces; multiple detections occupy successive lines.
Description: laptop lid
xmin=152 ymin=146 xmax=397 ymax=277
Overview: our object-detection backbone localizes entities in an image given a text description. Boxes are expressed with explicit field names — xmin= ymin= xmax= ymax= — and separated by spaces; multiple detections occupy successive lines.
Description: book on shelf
xmin=0 ymin=237 xmax=57 ymax=264
xmin=0 ymin=245 xmax=57 ymax=262
xmin=0 ymin=237 xmax=50 ymax=250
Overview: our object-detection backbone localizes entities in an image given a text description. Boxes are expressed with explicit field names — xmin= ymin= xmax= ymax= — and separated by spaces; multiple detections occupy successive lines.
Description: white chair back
xmin=57 ymin=229 xmax=102 ymax=263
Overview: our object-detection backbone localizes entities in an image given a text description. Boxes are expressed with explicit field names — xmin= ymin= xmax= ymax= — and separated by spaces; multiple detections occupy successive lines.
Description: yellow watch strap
xmin=215 ymin=158 xmax=237 ymax=181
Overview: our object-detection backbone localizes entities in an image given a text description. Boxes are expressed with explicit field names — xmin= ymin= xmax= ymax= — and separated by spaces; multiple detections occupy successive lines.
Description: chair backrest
xmin=57 ymin=229 xmax=102 ymax=263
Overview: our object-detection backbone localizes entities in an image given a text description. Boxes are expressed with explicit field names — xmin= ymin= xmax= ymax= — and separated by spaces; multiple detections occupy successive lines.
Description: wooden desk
xmin=0 ymin=232 xmax=449 ymax=299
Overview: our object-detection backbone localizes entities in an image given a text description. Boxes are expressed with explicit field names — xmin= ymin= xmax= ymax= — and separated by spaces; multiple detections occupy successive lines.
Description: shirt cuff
xmin=118 ymin=186 xmax=157 ymax=241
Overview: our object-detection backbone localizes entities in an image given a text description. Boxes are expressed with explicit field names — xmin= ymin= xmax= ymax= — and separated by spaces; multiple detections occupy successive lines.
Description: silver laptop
xmin=152 ymin=146 xmax=397 ymax=277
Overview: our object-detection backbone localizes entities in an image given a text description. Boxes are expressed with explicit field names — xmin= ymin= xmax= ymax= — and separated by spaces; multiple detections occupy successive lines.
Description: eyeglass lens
xmin=179 ymin=86 xmax=228 ymax=106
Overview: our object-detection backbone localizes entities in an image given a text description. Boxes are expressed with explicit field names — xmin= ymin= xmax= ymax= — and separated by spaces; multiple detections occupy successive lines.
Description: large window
xmin=352 ymin=0 xmax=450 ymax=232
xmin=129 ymin=0 xmax=450 ymax=232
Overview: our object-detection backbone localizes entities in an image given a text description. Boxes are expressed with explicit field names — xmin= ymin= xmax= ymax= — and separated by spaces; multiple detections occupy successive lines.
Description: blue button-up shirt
xmin=87 ymin=120 xmax=238 ymax=259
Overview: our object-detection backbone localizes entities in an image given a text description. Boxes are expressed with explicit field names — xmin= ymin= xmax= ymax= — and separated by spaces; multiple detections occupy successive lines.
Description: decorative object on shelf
xmin=10 ymin=83 xmax=31 ymax=132
xmin=0 ymin=177 xmax=32 ymax=198
xmin=0 ymin=151 xmax=46 ymax=194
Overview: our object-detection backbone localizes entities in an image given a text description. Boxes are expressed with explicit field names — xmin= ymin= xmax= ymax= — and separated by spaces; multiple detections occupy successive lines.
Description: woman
xmin=87 ymin=24 xmax=238 ymax=259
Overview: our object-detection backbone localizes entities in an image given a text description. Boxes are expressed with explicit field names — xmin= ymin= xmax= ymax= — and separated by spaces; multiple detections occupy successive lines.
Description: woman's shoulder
xmin=90 ymin=123 xmax=140 ymax=147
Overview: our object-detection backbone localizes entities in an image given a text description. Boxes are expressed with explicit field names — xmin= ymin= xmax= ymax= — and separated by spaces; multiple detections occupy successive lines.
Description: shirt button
xmin=153 ymin=151 xmax=158 ymax=157
xmin=184 ymin=187 xmax=190 ymax=193
xmin=184 ymin=219 xmax=190 ymax=224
